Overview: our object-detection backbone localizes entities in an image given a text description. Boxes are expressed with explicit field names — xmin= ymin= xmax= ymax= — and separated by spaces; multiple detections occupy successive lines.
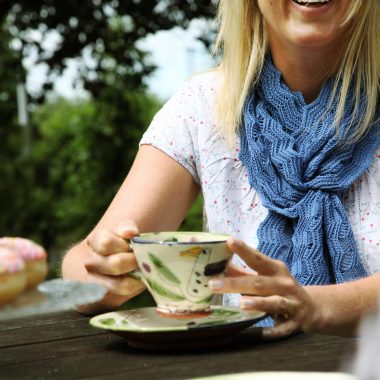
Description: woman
xmin=62 ymin=0 xmax=380 ymax=339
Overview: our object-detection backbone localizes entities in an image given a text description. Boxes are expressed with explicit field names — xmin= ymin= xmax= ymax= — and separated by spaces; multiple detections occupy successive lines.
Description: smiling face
xmin=257 ymin=0 xmax=353 ymax=51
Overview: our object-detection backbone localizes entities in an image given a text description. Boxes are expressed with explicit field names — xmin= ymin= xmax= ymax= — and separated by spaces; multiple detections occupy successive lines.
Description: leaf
xmin=146 ymin=278 xmax=185 ymax=301
xmin=193 ymin=320 xmax=228 ymax=328
xmin=211 ymin=309 xmax=240 ymax=318
xmin=99 ymin=318 xmax=116 ymax=326
xmin=148 ymin=253 xmax=181 ymax=285
xmin=163 ymin=237 xmax=178 ymax=242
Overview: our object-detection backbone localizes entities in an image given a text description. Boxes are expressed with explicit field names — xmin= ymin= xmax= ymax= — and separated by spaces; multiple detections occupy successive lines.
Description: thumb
xmin=115 ymin=220 xmax=139 ymax=240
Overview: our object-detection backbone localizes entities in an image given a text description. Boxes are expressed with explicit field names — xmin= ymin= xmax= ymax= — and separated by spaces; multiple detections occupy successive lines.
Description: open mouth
xmin=292 ymin=0 xmax=332 ymax=7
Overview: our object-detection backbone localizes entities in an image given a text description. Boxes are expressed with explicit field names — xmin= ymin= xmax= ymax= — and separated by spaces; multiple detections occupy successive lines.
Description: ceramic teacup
xmin=130 ymin=231 xmax=232 ymax=317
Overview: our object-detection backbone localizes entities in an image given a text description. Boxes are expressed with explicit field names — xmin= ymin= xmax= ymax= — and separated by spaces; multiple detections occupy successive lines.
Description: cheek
xmin=257 ymin=0 xmax=274 ymax=17
xmin=257 ymin=0 xmax=283 ymax=26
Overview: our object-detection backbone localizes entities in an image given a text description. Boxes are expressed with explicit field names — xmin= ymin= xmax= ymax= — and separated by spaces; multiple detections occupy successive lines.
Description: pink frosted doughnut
xmin=0 ymin=237 xmax=48 ymax=289
xmin=0 ymin=247 xmax=27 ymax=305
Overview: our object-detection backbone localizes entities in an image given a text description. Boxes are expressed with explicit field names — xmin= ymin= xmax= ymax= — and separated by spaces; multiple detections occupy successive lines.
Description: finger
xmin=85 ymin=251 xmax=138 ymax=276
xmin=240 ymin=295 xmax=294 ymax=317
xmin=87 ymin=229 xmax=130 ymax=256
xmin=225 ymin=262 xmax=256 ymax=277
xmin=227 ymin=238 xmax=288 ymax=276
xmin=87 ymin=271 xmax=146 ymax=296
xmin=261 ymin=319 xmax=299 ymax=340
xmin=209 ymin=275 xmax=295 ymax=297
xmin=115 ymin=220 xmax=139 ymax=240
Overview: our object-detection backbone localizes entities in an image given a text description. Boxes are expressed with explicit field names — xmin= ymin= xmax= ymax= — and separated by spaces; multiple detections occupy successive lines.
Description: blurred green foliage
xmin=1 ymin=92 xmax=203 ymax=253
xmin=0 ymin=1 xmax=211 ymax=263
xmin=2 ymin=92 xmax=161 ymax=250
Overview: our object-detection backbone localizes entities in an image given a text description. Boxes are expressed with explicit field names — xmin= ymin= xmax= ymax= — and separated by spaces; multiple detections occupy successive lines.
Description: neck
xmin=269 ymin=42 xmax=344 ymax=104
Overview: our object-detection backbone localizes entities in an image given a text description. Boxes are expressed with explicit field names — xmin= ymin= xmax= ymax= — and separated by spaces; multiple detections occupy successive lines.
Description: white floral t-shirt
xmin=140 ymin=71 xmax=380 ymax=305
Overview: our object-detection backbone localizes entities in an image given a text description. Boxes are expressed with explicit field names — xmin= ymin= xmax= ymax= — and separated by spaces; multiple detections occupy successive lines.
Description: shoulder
xmin=143 ymin=70 xmax=222 ymax=141
xmin=139 ymin=70 xmax=223 ymax=184
xmin=182 ymin=70 xmax=221 ymax=98
xmin=162 ymin=70 xmax=221 ymax=115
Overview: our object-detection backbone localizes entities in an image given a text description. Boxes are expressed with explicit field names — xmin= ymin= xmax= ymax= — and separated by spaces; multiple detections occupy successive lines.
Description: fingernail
xmin=118 ymin=228 xmax=138 ymax=238
xmin=208 ymin=279 xmax=224 ymax=290
xmin=262 ymin=329 xmax=272 ymax=338
xmin=240 ymin=297 xmax=255 ymax=308
xmin=230 ymin=238 xmax=242 ymax=249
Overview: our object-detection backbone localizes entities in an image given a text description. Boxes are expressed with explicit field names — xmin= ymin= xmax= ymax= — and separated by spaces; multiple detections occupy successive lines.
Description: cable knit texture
xmin=240 ymin=57 xmax=380 ymax=286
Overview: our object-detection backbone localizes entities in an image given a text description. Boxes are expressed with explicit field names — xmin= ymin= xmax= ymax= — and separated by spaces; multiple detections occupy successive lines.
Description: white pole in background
xmin=16 ymin=81 xmax=31 ymax=157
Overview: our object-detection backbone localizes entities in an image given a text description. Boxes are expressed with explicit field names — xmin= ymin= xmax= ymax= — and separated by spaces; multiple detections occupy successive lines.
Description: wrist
xmin=303 ymin=285 xmax=331 ymax=334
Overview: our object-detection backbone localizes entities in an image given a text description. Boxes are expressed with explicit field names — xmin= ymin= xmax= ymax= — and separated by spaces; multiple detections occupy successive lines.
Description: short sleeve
xmin=140 ymin=73 xmax=218 ymax=186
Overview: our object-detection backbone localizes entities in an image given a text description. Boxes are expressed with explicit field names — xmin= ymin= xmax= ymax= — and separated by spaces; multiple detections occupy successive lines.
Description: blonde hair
xmin=214 ymin=0 xmax=380 ymax=143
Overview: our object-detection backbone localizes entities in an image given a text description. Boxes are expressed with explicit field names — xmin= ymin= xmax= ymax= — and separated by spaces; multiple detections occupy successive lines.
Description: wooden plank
xmin=0 ymin=320 xmax=104 ymax=348
xmin=0 ymin=310 xmax=87 ymax=331
xmin=0 ymin=311 xmax=103 ymax=348
xmin=0 ymin=329 xmax=357 ymax=380
xmin=0 ymin=333 xmax=193 ymax=379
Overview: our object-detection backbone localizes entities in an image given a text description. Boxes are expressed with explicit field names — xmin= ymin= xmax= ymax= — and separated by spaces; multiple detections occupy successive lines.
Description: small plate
xmin=90 ymin=306 xmax=266 ymax=350
xmin=0 ymin=279 xmax=107 ymax=321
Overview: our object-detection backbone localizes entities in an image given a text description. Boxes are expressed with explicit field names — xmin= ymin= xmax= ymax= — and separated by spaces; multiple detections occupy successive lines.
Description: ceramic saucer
xmin=90 ymin=305 xmax=266 ymax=350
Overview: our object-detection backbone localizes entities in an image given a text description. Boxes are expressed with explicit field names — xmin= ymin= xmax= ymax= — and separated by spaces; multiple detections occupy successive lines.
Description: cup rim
xmin=131 ymin=231 xmax=230 ymax=245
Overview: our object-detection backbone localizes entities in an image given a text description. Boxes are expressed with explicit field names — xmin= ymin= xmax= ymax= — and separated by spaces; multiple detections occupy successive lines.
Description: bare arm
xmin=62 ymin=144 xmax=200 ymax=312
xmin=306 ymin=274 xmax=380 ymax=336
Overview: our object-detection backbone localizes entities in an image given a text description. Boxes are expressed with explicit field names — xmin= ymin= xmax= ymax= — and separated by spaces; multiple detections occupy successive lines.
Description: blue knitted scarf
xmin=239 ymin=57 xmax=380 ymax=286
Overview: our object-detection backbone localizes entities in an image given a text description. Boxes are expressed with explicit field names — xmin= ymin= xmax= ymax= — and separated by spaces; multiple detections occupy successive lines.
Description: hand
xmin=83 ymin=220 xmax=146 ymax=309
xmin=208 ymin=237 xmax=317 ymax=340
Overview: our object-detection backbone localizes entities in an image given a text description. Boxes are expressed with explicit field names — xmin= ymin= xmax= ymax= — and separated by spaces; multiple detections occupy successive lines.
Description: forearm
xmin=62 ymin=146 xmax=201 ymax=309
xmin=306 ymin=273 xmax=380 ymax=336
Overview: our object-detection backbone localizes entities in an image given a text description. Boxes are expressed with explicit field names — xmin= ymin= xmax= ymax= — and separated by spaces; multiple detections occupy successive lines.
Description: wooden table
xmin=0 ymin=310 xmax=358 ymax=380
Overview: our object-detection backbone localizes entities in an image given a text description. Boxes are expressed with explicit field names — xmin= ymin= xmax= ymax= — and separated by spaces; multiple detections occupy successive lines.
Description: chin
xmin=293 ymin=36 xmax=336 ymax=49
xmin=289 ymin=25 xmax=345 ymax=50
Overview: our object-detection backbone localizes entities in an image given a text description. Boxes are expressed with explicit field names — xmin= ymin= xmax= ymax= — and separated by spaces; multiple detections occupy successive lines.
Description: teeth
xmin=295 ymin=0 xmax=331 ymax=4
